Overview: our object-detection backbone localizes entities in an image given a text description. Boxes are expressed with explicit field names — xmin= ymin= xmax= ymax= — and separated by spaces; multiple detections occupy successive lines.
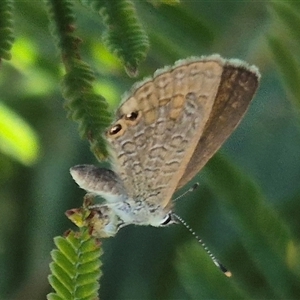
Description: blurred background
xmin=1 ymin=1 xmax=300 ymax=299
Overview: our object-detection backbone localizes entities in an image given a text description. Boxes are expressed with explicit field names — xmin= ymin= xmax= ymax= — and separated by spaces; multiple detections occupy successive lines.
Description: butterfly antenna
xmin=172 ymin=213 xmax=232 ymax=277
xmin=173 ymin=183 xmax=199 ymax=202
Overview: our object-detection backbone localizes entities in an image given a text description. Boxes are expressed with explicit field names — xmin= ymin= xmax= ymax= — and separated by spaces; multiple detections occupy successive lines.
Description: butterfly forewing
xmin=106 ymin=57 xmax=225 ymax=208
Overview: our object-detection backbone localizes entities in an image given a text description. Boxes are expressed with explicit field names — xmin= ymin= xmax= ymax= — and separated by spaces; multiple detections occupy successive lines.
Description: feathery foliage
xmin=45 ymin=0 xmax=112 ymax=160
xmin=0 ymin=0 xmax=14 ymax=62
xmin=47 ymin=228 xmax=102 ymax=300
xmin=80 ymin=0 xmax=149 ymax=76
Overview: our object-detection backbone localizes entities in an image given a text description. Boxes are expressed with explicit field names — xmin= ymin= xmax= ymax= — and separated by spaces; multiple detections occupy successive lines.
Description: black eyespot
xmin=125 ymin=111 xmax=139 ymax=121
xmin=109 ymin=124 xmax=122 ymax=135
xmin=160 ymin=213 xmax=173 ymax=226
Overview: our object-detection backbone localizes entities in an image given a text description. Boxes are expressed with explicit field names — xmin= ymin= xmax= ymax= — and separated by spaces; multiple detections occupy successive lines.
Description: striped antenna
xmin=172 ymin=213 xmax=232 ymax=277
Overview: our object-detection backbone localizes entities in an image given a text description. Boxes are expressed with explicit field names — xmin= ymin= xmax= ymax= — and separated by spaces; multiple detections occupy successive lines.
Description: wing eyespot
xmin=109 ymin=124 xmax=122 ymax=135
xmin=125 ymin=111 xmax=139 ymax=121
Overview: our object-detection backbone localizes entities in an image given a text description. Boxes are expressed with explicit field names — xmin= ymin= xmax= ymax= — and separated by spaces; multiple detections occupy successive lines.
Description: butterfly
xmin=69 ymin=55 xmax=260 ymax=274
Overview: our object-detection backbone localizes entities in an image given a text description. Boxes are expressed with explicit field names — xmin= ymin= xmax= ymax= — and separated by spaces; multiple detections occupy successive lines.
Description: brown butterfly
xmin=70 ymin=54 xmax=260 ymax=275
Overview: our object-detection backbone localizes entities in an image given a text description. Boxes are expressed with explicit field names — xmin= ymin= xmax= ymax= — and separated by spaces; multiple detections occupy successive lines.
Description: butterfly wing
xmin=106 ymin=56 xmax=225 ymax=208
xmin=176 ymin=59 xmax=260 ymax=190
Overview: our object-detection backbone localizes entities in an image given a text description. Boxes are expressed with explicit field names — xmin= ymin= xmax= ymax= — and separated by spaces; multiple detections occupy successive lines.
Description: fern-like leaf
xmin=47 ymin=228 xmax=102 ymax=300
xmin=45 ymin=0 xmax=112 ymax=159
xmin=0 ymin=0 xmax=14 ymax=62
xmin=81 ymin=0 xmax=149 ymax=76
xmin=61 ymin=59 xmax=112 ymax=159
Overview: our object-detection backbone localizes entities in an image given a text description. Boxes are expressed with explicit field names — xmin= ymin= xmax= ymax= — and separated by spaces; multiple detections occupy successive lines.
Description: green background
xmin=1 ymin=1 xmax=300 ymax=299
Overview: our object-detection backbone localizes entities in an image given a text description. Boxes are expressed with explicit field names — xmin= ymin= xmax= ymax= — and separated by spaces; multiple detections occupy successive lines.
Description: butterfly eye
xmin=125 ymin=111 xmax=139 ymax=121
xmin=109 ymin=124 xmax=122 ymax=135
xmin=160 ymin=213 xmax=173 ymax=226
